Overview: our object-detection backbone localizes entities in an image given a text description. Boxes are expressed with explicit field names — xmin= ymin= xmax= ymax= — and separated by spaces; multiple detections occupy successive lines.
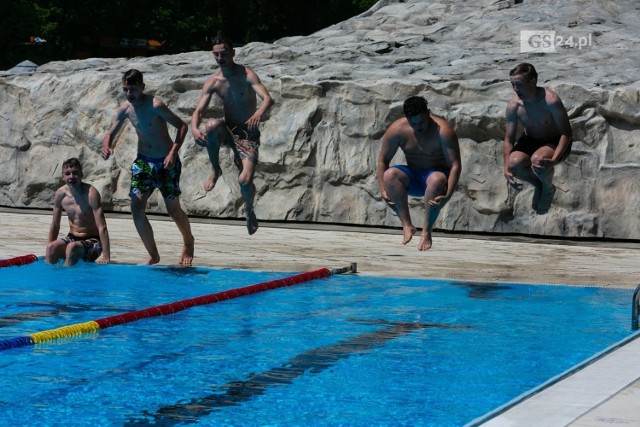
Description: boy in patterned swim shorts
xmin=191 ymin=32 xmax=273 ymax=235
xmin=102 ymin=69 xmax=195 ymax=266
xmin=46 ymin=158 xmax=111 ymax=266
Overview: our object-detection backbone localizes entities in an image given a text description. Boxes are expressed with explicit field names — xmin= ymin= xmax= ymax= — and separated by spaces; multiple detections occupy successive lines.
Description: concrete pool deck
xmin=1 ymin=207 xmax=639 ymax=426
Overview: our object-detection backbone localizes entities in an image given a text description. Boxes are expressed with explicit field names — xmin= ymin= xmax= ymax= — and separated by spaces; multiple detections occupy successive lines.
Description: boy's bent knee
xmin=238 ymin=174 xmax=254 ymax=187
xmin=383 ymin=168 xmax=404 ymax=185
xmin=205 ymin=119 xmax=225 ymax=134
xmin=66 ymin=243 xmax=84 ymax=257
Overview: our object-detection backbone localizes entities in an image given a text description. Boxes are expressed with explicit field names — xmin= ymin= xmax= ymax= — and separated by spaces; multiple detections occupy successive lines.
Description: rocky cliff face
xmin=1 ymin=0 xmax=639 ymax=239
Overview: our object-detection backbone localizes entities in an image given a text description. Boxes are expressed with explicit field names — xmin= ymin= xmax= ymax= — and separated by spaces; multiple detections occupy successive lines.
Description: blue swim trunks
xmin=130 ymin=154 xmax=182 ymax=200
xmin=392 ymin=165 xmax=449 ymax=197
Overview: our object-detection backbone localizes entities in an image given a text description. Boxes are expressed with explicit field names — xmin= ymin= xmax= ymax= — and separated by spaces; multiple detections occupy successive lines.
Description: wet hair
xmin=62 ymin=157 xmax=82 ymax=172
xmin=122 ymin=69 xmax=144 ymax=86
xmin=403 ymin=96 xmax=429 ymax=117
xmin=509 ymin=63 xmax=537 ymax=84
xmin=211 ymin=31 xmax=234 ymax=52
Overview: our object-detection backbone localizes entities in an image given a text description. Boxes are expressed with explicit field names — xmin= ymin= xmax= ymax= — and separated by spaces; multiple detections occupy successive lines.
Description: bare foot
xmin=402 ymin=225 xmax=417 ymax=245
xmin=140 ymin=255 xmax=160 ymax=265
xmin=246 ymin=210 xmax=259 ymax=235
xmin=179 ymin=237 xmax=195 ymax=266
xmin=418 ymin=232 xmax=433 ymax=251
xmin=204 ymin=171 xmax=219 ymax=192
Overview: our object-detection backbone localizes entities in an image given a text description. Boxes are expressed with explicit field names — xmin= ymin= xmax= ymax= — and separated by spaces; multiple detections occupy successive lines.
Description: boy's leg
xmin=131 ymin=192 xmax=160 ymax=265
xmin=506 ymin=151 xmax=538 ymax=186
xmin=45 ymin=239 xmax=68 ymax=265
xmin=530 ymin=146 xmax=557 ymax=214
xmin=383 ymin=168 xmax=416 ymax=245
xmin=202 ymin=119 xmax=227 ymax=191
xmin=164 ymin=197 xmax=195 ymax=265
xmin=64 ymin=241 xmax=87 ymax=267
xmin=419 ymin=172 xmax=447 ymax=251
xmin=237 ymin=158 xmax=259 ymax=235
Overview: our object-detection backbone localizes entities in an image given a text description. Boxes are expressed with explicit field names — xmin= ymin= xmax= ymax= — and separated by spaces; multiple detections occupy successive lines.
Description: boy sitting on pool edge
xmin=45 ymin=157 xmax=111 ymax=267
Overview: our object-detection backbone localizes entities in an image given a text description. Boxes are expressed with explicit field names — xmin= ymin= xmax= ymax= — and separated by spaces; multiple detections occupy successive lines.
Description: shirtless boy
xmin=102 ymin=69 xmax=194 ymax=265
xmin=377 ymin=96 xmax=462 ymax=251
xmin=191 ymin=32 xmax=273 ymax=235
xmin=504 ymin=63 xmax=572 ymax=214
xmin=46 ymin=158 xmax=111 ymax=266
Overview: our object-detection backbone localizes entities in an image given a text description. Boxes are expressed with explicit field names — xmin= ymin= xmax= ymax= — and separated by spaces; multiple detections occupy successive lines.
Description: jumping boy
xmin=504 ymin=63 xmax=573 ymax=214
xmin=102 ymin=69 xmax=194 ymax=265
xmin=377 ymin=96 xmax=462 ymax=251
xmin=191 ymin=32 xmax=273 ymax=235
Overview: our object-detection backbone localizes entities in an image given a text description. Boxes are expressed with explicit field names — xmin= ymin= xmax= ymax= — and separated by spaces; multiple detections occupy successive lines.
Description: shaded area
xmin=159 ymin=266 xmax=211 ymax=277
xmin=0 ymin=302 xmax=122 ymax=328
xmin=451 ymin=281 xmax=513 ymax=299
xmin=126 ymin=319 xmax=472 ymax=426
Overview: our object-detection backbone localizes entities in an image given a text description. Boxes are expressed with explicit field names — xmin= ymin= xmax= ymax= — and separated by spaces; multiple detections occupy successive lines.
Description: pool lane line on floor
xmin=126 ymin=319 xmax=472 ymax=426
xmin=0 ymin=264 xmax=357 ymax=352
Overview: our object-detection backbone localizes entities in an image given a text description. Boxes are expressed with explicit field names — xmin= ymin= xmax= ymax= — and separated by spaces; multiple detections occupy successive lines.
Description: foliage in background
xmin=0 ymin=0 xmax=378 ymax=70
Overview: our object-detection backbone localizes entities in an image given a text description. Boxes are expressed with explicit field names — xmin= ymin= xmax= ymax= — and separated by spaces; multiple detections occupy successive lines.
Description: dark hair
xmin=211 ymin=31 xmax=234 ymax=52
xmin=509 ymin=63 xmax=537 ymax=84
xmin=403 ymin=96 xmax=429 ymax=117
xmin=122 ymin=69 xmax=144 ymax=85
xmin=62 ymin=158 xmax=82 ymax=172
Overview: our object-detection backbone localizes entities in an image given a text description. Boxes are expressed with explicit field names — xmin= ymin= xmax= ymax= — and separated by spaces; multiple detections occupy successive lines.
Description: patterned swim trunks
xmin=60 ymin=234 xmax=102 ymax=262
xmin=130 ymin=154 xmax=182 ymax=200
xmin=224 ymin=124 xmax=261 ymax=164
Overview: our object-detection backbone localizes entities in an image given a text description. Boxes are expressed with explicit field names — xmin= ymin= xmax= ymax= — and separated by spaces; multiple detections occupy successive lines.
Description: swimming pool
xmin=0 ymin=261 xmax=633 ymax=426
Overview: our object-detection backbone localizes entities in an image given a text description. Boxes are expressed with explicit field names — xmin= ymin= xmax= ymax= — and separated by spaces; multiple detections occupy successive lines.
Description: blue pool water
xmin=0 ymin=262 xmax=634 ymax=426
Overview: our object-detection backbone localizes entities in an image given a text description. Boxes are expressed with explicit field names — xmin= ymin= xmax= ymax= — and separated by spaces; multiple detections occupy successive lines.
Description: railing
xmin=632 ymin=284 xmax=640 ymax=330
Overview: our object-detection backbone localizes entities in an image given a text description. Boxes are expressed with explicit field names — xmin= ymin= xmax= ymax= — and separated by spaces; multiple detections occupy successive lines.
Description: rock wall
xmin=1 ymin=0 xmax=639 ymax=239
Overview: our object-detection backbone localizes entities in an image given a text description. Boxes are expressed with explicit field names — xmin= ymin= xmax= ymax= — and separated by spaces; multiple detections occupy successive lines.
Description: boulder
xmin=1 ymin=0 xmax=639 ymax=239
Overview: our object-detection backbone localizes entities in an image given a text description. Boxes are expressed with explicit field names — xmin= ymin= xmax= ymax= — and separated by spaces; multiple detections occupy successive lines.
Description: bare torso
xmin=512 ymin=87 xmax=562 ymax=139
xmin=396 ymin=115 xmax=450 ymax=170
xmin=60 ymin=183 xmax=99 ymax=238
xmin=125 ymin=96 xmax=175 ymax=157
xmin=210 ymin=65 xmax=258 ymax=126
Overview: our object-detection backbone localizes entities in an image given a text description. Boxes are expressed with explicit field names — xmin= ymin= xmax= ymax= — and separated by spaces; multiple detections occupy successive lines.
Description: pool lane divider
xmin=0 ymin=254 xmax=38 ymax=268
xmin=0 ymin=263 xmax=357 ymax=352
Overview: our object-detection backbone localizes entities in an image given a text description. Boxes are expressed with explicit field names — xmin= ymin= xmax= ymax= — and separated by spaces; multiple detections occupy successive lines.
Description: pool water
xmin=0 ymin=262 xmax=633 ymax=426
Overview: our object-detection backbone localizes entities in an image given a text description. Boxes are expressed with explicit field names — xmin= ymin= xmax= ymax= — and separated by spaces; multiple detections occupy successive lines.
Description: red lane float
xmin=95 ymin=268 xmax=332 ymax=329
xmin=0 ymin=264 xmax=357 ymax=351
xmin=0 ymin=254 xmax=38 ymax=268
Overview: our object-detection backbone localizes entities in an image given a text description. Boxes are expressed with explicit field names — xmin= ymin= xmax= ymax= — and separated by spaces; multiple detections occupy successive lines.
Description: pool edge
xmin=466 ymin=330 xmax=640 ymax=426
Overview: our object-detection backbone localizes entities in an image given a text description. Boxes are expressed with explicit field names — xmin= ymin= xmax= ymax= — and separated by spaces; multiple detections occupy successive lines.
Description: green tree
xmin=1 ymin=0 xmax=379 ymax=70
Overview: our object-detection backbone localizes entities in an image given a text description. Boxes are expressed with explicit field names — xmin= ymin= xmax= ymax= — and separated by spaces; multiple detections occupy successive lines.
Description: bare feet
xmin=402 ymin=225 xmax=417 ymax=245
xmin=141 ymin=255 xmax=160 ymax=266
xmin=179 ymin=236 xmax=195 ymax=266
xmin=418 ymin=231 xmax=433 ymax=251
xmin=204 ymin=171 xmax=219 ymax=192
xmin=246 ymin=210 xmax=259 ymax=235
